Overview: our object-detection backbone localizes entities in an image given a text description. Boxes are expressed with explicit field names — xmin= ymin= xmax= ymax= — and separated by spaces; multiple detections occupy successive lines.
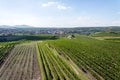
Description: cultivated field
xmin=0 ymin=42 xmax=15 ymax=66
xmin=0 ymin=43 xmax=40 ymax=80
xmin=48 ymin=35 xmax=120 ymax=80
xmin=0 ymin=34 xmax=120 ymax=80
xmin=37 ymin=41 xmax=92 ymax=80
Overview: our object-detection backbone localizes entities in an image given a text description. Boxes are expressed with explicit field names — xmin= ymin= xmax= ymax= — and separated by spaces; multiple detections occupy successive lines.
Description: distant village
xmin=0 ymin=28 xmax=66 ymax=36
xmin=0 ymin=28 xmax=91 ymax=36
xmin=0 ymin=26 xmax=119 ymax=36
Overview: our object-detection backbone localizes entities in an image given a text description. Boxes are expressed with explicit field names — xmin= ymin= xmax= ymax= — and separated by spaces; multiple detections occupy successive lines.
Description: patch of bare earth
xmin=32 ymin=48 xmax=41 ymax=80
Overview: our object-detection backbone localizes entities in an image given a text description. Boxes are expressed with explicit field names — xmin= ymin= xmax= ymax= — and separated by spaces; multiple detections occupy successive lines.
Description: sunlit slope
xmin=37 ymin=41 xmax=91 ymax=80
xmin=48 ymin=35 xmax=120 ymax=80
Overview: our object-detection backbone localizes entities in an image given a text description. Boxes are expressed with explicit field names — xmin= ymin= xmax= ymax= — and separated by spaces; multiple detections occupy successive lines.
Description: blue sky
xmin=0 ymin=0 xmax=120 ymax=27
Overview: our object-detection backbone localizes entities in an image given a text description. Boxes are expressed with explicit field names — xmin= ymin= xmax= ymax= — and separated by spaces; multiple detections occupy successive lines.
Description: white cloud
xmin=41 ymin=1 xmax=71 ymax=10
xmin=57 ymin=5 xmax=71 ymax=10
xmin=41 ymin=2 xmax=57 ymax=7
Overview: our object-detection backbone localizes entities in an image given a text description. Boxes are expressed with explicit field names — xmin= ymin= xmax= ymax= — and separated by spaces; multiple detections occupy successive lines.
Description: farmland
xmin=90 ymin=32 xmax=120 ymax=37
xmin=90 ymin=32 xmax=120 ymax=41
xmin=36 ymin=41 xmax=93 ymax=80
xmin=0 ymin=42 xmax=15 ymax=66
xmin=48 ymin=35 xmax=120 ymax=80
xmin=0 ymin=0 xmax=120 ymax=79
xmin=0 ymin=33 xmax=120 ymax=80
xmin=0 ymin=42 xmax=40 ymax=80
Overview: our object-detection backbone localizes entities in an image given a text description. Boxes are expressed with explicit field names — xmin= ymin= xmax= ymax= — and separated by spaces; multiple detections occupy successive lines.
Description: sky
xmin=0 ymin=0 xmax=120 ymax=27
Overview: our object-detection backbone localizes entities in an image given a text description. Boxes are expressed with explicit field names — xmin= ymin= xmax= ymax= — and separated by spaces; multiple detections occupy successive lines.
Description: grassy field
xmin=90 ymin=32 xmax=120 ymax=42
xmin=90 ymin=32 xmax=120 ymax=37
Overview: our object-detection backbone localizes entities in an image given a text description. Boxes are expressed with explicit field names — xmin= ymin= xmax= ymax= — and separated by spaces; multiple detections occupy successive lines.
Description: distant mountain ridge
xmin=0 ymin=25 xmax=34 ymax=28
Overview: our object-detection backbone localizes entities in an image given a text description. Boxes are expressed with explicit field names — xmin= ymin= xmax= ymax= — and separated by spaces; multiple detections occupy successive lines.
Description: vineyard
xmin=0 ymin=34 xmax=120 ymax=80
xmin=36 ymin=41 xmax=92 ymax=80
xmin=0 ymin=42 xmax=15 ymax=66
xmin=48 ymin=35 xmax=120 ymax=80
xmin=0 ymin=42 xmax=40 ymax=80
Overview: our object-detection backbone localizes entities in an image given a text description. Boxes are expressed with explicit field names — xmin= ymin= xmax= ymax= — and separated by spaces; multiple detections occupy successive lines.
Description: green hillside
xmin=90 ymin=32 xmax=120 ymax=37
xmin=47 ymin=35 xmax=120 ymax=80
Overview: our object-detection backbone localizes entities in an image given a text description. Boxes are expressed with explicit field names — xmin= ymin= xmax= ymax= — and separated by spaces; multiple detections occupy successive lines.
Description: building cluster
xmin=0 ymin=28 xmax=65 ymax=36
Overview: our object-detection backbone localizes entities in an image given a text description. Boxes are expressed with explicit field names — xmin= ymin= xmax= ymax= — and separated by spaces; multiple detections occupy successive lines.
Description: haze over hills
xmin=0 ymin=25 xmax=34 ymax=28
xmin=0 ymin=25 xmax=120 ymax=29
